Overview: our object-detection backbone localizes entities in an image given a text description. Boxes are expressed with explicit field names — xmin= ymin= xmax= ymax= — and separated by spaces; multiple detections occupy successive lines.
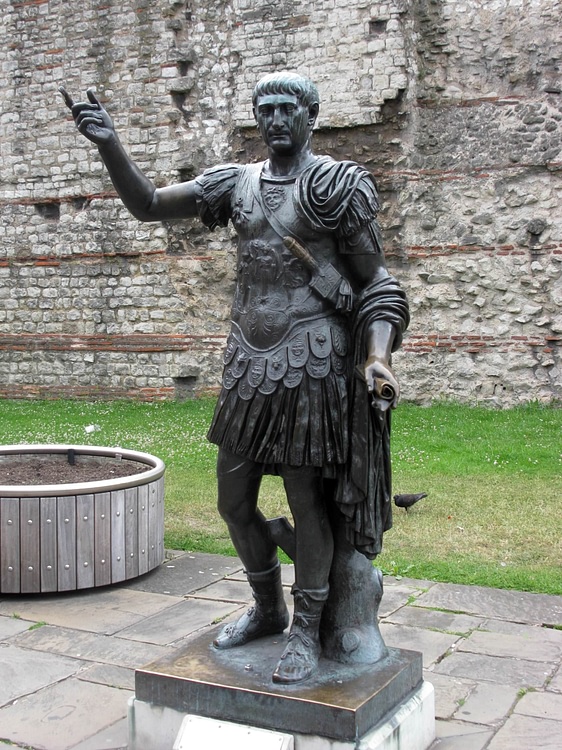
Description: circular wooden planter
xmin=0 ymin=445 xmax=165 ymax=594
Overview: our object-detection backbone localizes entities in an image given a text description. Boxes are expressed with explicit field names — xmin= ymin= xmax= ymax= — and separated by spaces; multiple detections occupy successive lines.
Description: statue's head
xmin=252 ymin=72 xmax=319 ymax=155
xmin=252 ymin=71 xmax=320 ymax=113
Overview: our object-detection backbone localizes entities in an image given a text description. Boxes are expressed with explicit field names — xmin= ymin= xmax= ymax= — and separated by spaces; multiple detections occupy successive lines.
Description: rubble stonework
xmin=0 ymin=0 xmax=560 ymax=404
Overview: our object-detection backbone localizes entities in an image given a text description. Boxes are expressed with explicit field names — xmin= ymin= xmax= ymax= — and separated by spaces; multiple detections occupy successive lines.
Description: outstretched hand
xmin=59 ymin=87 xmax=116 ymax=145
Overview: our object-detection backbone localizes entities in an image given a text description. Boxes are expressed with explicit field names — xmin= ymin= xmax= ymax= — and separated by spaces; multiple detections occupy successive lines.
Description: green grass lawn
xmin=0 ymin=398 xmax=560 ymax=595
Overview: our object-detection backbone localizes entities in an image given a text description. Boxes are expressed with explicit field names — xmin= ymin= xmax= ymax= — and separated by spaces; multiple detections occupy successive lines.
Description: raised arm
xmin=60 ymin=87 xmax=198 ymax=222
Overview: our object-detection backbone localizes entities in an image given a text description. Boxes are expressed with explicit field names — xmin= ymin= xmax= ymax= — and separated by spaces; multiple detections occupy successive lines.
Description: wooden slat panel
xmin=137 ymin=483 xmax=149 ymax=576
xmin=20 ymin=497 xmax=41 ymax=594
xmin=1 ymin=497 xmax=21 ymax=593
xmin=111 ymin=489 xmax=126 ymax=583
xmin=156 ymin=476 xmax=165 ymax=568
xmin=40 ymin=496 xmax=58 ymax=592
xmin=124 ymin=487 xmax=139 ymax=580
xmin=94 ymin=492 xmax=111 ymax=587
xmin=147 ymin=481 xmax=160 ymax=571
xmin=76 ymin=494 xmax=95 ymax=590
xmin=57 ymin=496 xmax=77 ymax=591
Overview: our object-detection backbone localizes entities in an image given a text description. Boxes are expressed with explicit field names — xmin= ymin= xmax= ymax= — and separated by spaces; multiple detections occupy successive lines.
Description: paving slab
xmin=433 ymin=651 xmax=552 ymax=688
xmin=116 ymin=596 xmax=241 ymax=645
xmin=378 ymin=585 xmax=423 ymax=618
xmin=423 ymin=671 xmax=476 ymax=720
xmin=280 ymin=563 xmax=296 ymax=585
xmin=0 ymin=613 xmax=33 ymax=639
xmin=453 ymin=682 xmax=519 ymax=726
xmin=191 ymin=577 xmax=295 ymax=611
xmin=547 ymin=664 xmax=562 ymax=692
xmin=513 ymin=689 xmax=562 ymax=720
xmin=68 ymin=718 xmax=128 ymax=750
xmin=182 ymin=576 xmax=253 ymax=602
xmin=415 ymin=583 xmax=562 ymax=625
xmin=77 ymin=664 xmax=136 ymax=691
xmin=431 ymin=719 xmax=494 ymax=750
xmin=486 ymin=714 xmax=562 ymax=750
xmin=13 ymin=625 xmax=172 ymax=669
xmin=0 ymin=587 xmax=181 ymax=635
xmin=481 ymin=617 xmax=562 ymax=650
xmin=384 ymin=576 xmax=437 ymax=590
xmin=0 ymin=644 xmax=84 ymax=707
xmin=379 ymin=622 xmax=459 ymax=667
xmin=457 ymin=629 xmax=562 ymax=662
xmin=225 ymin=562 xmax=296 ymax=586
xmin=0 ymin=677 xmax=133 ymax=750
xmin=387 ymin=606 xmax=485 ymax=635
xmin=481 ymin=616 xmax=562 ymax=637
xmin=124 ymin=552 xmax=244 ymax=595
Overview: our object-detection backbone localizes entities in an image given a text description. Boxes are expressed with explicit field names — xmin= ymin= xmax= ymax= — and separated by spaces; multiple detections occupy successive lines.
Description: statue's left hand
xmin=363 ymin=357 xmax=400 ymax=412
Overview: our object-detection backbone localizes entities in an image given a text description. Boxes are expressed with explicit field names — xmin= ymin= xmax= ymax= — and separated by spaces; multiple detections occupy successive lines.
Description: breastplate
xmin=230 ymin=165 xmax=337 ymax=351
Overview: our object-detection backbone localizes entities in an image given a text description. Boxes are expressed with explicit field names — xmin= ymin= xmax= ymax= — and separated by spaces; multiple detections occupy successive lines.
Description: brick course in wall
xmin=0 ymin=0 xmax=560 ymax=405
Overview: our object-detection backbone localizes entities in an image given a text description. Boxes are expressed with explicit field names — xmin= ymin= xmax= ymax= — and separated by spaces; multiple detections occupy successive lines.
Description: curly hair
xmin=252 ymin=71 xmax=320 ymax=111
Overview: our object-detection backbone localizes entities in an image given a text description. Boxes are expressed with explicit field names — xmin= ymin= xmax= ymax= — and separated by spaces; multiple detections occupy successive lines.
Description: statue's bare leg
xmin=213 ymin=449 xmax=289 ymax=649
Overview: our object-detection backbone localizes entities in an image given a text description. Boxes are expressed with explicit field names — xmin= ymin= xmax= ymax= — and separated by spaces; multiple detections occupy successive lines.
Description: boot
xmin=272 ymin=585 xmax=329 ymax=684
xmin=213 ymin=563 xmax=289 ymax=649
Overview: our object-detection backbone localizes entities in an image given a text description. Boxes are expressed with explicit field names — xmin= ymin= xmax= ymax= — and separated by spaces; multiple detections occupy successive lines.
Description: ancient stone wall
xmin=0 ymin=0 xmax=560 ymax=404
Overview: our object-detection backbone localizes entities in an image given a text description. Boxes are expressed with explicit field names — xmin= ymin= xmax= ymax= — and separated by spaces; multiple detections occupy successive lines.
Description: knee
xmin=217 ymin=493 xmax=237 ymax=525
xmin=217 ymin=491 xmax=254 ymax=528
xmin=216 ymin=451 xmax=262 ymax=527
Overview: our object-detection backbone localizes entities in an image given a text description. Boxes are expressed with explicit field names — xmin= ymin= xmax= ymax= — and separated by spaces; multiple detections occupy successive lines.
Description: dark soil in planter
xmin=0 ymin=453 xmax=151 ymax=485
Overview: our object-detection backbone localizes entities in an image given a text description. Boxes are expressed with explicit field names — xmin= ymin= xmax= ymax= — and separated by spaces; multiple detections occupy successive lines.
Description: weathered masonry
xmin=1 ymin=0 xmax=560 ymax=405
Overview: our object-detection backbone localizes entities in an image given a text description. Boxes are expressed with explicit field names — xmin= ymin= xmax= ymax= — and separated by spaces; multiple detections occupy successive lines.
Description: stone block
xmin=548 ymin=664 xmax=562 ymax=693
xmin=487 ymin=714 xmax=562 ymax=750
xmin=379 ymin=623 xmax=459 ymax=668
xmin=514 ymin=690 xmax=562 ymax=721
xmin=129 ymin=680 xmax=434 ymax=750
xmin=423 ymin=671 xmax=475 ymax=720
xmin=78 ymin=663 xmax=136 ymax=691
xmin=67 ymin=717 xmax=128 ymax=750
xmin=0 ymin=677 xmax=132 ymax=750
xmin=116 ymin=598 xmax=241 ymax=645
xmin=453 ymin=682 xmax=519 ymax=726
xmin=0 ymin=587 xmax=179 ymax=634
xmin=124 ymin=551 xmax=244 ymax=596
xmin=13 ymin=625 xmax=171 ymax=669
xmin=457 ymin=629 xmax=562 ymax=663
xmin=0 ymin=644 xmax=83 ymax=707
xmin=186 ymin=577 xmax=253 ymax=603
xmin=0 ymin=614 xmax=32 ymax=639
xmin=433 ymin=651 xmax=551 ymax=689
xmin=433 ymin=719 xmax=494 ymax=750
xmin=135 ymin=625 xmax=423 ymax=742
xmin=387 ymin=606 xmax=484 ymax=635
xmin=414 ymin=583 xmax=562 ymax=625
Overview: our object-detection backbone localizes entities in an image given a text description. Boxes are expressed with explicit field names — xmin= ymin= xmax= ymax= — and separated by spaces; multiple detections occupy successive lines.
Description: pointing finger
xmin=86 ymin=88 xmax=101 ymax=107
xmin=59 ymin=86 xmax=74 ymax=110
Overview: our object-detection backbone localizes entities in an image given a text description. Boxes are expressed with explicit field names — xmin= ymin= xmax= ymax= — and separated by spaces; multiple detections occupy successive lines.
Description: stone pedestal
xmin=129 ymin=626 xmax=435 ymax=749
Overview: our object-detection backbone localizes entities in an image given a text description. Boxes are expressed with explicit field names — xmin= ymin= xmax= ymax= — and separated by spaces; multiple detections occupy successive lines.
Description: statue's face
xmin=254 ymin=93 xmax=312 ymax=155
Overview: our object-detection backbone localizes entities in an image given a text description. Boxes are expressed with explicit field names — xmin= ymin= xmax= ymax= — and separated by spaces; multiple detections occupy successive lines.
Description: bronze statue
xmin=61 ymin=72 xmax=409 ymax=684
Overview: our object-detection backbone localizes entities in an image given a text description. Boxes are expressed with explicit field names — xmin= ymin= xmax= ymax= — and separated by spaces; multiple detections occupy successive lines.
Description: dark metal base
xmin=135 ymin=625 xmax=423 ymax=742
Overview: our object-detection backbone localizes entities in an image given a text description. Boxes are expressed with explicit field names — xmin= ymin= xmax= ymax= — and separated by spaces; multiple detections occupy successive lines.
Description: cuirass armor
xmin=220 ymin=164 xmax=351 ymax=399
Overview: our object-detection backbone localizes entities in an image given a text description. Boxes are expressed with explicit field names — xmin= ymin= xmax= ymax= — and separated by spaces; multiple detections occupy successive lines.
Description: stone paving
xmin=1 ymin=551 xmax=561 ymax=750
